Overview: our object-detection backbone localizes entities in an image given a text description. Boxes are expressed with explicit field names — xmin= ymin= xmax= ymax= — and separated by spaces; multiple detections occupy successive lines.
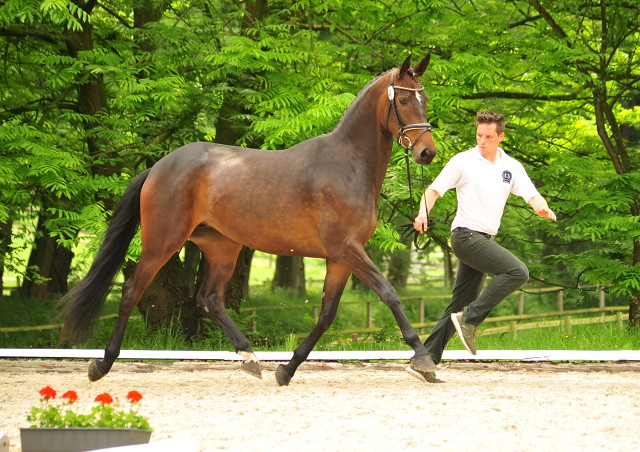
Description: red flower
xmin=126 ymin=391 xmax=143 ymax=403
xmin=39 ymin=386 xmax=56 ymax=400
xmin=95 ymin=393 xmax=113 ymax=405
xmin=62 ymin=390 xmax=78 ymax=403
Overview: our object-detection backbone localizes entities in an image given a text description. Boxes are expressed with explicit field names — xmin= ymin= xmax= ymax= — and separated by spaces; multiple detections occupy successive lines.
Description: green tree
xmin=2 ymin=0 xmax=638 ymax=333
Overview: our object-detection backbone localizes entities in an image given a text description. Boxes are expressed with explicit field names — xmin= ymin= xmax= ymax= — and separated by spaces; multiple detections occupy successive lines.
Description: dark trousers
xmin=424 ymin=227 xmax=529 ymax=364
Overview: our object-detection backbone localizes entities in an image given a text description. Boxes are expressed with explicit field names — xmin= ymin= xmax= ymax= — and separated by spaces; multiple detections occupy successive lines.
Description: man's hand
xmin=413 ymin=214 xmax=430 ymax=232
xmin=413 ymin=189 xmax=440 ymax=232
xmin=529 ymin=195 xmax=557 ymax=221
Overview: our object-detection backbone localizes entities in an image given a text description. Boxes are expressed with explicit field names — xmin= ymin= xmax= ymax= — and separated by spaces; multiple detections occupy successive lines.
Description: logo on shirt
xmin=502 ymin=170 xmax=512 ymax=184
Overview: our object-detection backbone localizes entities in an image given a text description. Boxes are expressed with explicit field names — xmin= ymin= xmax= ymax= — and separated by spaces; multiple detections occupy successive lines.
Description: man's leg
xmin=423 ymin=228 xmax=488 ymax=364
xmin=424 ymin=260 xmax=486 ymax=364
xmin=454 ymin=234 xmax=529 ymax=326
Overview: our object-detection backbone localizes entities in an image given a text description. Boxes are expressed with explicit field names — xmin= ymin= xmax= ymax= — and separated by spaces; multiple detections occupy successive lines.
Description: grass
xmin=476 ymin=320 xmax=639 ymax=351
xmin=1 ymin=249 xmax=637 ymax=352
xmin=1 ymin=283 xmax=638 ymax=353
xmin=3 ymin=238 xmax=635 ymax=352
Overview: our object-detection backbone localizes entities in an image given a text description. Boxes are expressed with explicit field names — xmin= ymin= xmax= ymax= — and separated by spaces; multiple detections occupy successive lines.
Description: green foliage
xmin=1 ymin=0 xmax=638 ymax=318
xmin=371 ymin=320 xmax=401 ymax=343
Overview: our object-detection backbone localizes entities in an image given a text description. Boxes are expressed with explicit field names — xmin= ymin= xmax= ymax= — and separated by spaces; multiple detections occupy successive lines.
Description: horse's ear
xmin=413 ymin=54 xmax=431 ymax=77
xmin=398 ymin=55 xmax=412 ymax=80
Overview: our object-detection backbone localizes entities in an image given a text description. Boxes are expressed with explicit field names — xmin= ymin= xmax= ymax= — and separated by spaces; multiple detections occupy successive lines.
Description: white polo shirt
xmin=429 ymin=147 xmax=540 ymax=235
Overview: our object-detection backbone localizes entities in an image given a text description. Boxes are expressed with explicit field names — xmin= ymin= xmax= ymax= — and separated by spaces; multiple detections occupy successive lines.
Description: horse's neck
xmin=329 ymin=86 xmax=394 ymax=193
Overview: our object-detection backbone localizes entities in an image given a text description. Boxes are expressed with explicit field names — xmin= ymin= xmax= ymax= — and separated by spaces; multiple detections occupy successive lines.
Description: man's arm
xmin=413 ymin=188 xmax=440 ymax=232
xmin=528 ymin=195 xmax=557 ymax=221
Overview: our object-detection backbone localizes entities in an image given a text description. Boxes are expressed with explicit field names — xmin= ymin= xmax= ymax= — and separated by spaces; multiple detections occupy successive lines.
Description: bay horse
xmin=61 ymin=54 xmax=438 ymax=385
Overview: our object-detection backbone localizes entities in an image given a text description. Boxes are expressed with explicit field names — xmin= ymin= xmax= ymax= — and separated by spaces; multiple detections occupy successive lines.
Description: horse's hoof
xmin=88 ymin=359 xmax=106 ymax=382
xmin=242 ymin=360 xmax=263 ymax=379
xmin=275 ymin=365 xmax=292 ymax=386
xmin=405 ymin=364 xmax=444 ymax=384
xmin=412 ymin=354 xmax=436 ymax=373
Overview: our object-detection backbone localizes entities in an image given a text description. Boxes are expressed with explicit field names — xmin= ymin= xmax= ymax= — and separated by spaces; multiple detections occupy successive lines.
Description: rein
xmin=387 ymin=70 xmax=436 ymax=251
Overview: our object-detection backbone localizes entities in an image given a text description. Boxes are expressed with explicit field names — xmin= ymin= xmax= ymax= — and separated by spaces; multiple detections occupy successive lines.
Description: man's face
xmin=476 ymin=123 xmax=504 ymax=157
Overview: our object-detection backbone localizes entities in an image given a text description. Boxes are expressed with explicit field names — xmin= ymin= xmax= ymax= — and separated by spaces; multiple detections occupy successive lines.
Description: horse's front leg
xmin=329 ymin=241 xmax=438 ymax=383
xmin=275 ymin=260 xmax=351 ymax=386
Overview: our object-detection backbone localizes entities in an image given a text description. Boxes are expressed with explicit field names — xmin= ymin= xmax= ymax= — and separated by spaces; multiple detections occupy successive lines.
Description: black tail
xmin=59 ymin=169 xmax=151 ymax=342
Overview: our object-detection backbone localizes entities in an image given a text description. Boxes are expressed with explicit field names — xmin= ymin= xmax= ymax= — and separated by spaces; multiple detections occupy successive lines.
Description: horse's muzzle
xmin=414 ymin=146 xmax=436 ymax=165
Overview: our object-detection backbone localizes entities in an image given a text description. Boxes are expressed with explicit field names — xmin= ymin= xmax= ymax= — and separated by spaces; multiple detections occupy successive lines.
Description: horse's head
xmin=384 ymin=54 xmax=437 ymax=165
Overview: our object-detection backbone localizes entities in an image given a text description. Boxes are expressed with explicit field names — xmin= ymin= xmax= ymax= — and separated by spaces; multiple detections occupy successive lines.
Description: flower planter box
xmin=20 ymin=428 xmax=152 ymax=452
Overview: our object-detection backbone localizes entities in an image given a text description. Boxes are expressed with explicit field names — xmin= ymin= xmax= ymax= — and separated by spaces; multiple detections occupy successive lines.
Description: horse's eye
xmin=399 ymin=98 xmax=409 ymax=106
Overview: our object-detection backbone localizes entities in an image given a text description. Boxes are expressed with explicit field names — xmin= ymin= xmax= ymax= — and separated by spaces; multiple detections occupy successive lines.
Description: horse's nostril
xmin=420 ymin=149 xmax=429 ymax=161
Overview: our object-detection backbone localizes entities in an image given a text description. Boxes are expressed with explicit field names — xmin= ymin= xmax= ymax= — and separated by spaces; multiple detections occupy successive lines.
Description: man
xmin=412 ymin=110 xmax=556 ymax=368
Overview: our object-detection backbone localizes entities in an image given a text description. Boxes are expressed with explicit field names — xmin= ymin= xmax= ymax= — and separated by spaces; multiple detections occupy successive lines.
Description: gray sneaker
xmin=451 ymin=311 xmax=478 ymax=355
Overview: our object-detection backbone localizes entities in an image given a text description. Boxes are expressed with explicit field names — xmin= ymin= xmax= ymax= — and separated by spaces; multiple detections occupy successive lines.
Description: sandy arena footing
xmin=1 ymin=360 xmax=639 ymax=451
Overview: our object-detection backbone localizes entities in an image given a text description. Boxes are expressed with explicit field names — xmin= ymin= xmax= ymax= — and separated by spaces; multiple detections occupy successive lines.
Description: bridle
xmin=388 ymin=69 xmax=436 ymax=251
xmin=387 ymin=69 xmax=433 ymax=152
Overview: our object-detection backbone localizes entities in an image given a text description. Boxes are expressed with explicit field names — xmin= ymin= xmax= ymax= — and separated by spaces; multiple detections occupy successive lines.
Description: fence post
xmin=419 ymin=298 xmax=425 ymax=334
xmin=557 ymin=291 xmax=563 ymax=313
xmin=251 ymin=309 xmax=257 ymax=334
xmin=367 ymin=302 xmax=372 ymax=329
xmin=518 ymin=292 xmax=524 ymax=316
xmin=510 ymin=321 xmax=517 ymax=339
xmin=599 ymin=287 xmax=605 ymax=326
xmin=616 ymin=312 xmax=624 ymax=330
xmin=563 ymin=316 xmax=571 ymax=336
xmin=313 ymin=306 xmax=318 ymax=321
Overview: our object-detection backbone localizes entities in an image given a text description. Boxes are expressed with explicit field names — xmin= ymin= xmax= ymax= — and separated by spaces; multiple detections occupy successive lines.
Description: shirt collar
xmin=474 ymin=146 xmax=507 ymax=165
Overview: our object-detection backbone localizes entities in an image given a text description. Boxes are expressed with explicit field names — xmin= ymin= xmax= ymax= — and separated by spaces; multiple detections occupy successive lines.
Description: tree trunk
xmin=0 ymin=219 xmax=12 ymax=305
xmin=630 ymin=241 xmax=640 ymax=328
xmin=242 ymin=0 xmax=267 ymax=29
xmin=387 ymin=248 xmax=411 ymax=291
xmin=631 ymin=293 xmax=640 ymax=329
xmin=133 ymin=0 xmax=164 ymax=52
xmin=21 ymin=213 xmax=73 ymax=299
xmin=183 ymin=240 xmax=201 ymax=297
xmin=64 ymin=6 xmax=118 ymax=184
xmin=224 ymin=246 xmax=255 ymax=311
xmin=620 ymin=99 xmax=640 ymax=327
xmin=272 ymin=256 xmax=306 ymax=295
xmin=46 ymin=242 xmax=74 ymax=295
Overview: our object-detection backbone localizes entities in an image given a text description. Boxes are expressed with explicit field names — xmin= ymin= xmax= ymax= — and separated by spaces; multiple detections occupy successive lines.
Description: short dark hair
xmin=476 ymin=110 xmax=505 ymax=135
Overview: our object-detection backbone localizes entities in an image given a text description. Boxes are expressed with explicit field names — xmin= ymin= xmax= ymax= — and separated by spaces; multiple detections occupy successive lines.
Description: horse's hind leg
xmin=193 ymin=234 xmax=262 ymax=379
xmin=88 ymin=245 xmax=181 ymax=381
xmin=276 ymin=260 xmax=351 ymax=386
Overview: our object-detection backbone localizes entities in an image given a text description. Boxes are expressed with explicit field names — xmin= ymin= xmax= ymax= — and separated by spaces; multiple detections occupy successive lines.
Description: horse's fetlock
xmin=237 ymin=350 xmax=258 ymax=363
